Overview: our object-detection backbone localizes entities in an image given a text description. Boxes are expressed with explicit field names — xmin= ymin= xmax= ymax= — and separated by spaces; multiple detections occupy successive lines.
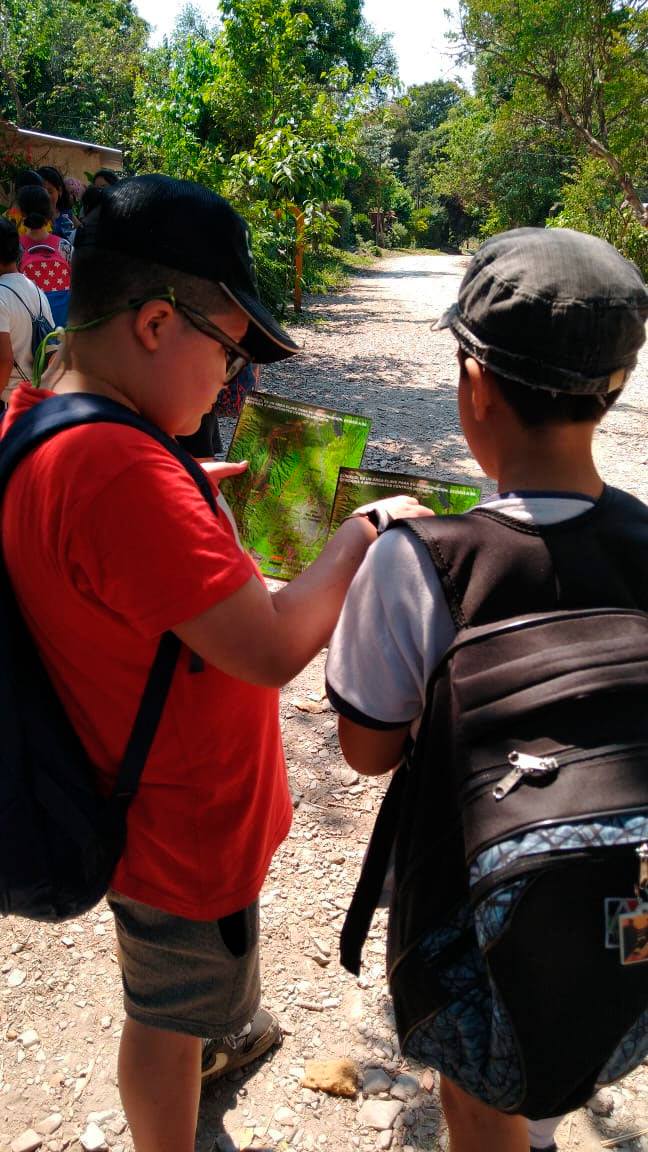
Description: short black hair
xmin=457 ymin=348 xmax=621 ymax=427
xmin=0 ymin=218 xmax=20 ymax=265
xmin=36 ymin=165 xmax=72 ymax=213
xmin=493 ymin=372 xmax=620 ymax=427
xmin=92 ymin=168 xmax=120 ymax=186
xmin=17 ymin=185 xmax=53 ymax=229
xmin=69 ymin=248 xmax=237 ymax=326
xmin=15 ymin=169 xmax=44 ymax=191
xmin=80 ymin=185 xmax=104 ymax=217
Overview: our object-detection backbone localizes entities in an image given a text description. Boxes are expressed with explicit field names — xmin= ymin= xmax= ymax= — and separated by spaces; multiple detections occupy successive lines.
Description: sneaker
xmin=201 ymin=1008 xmax=281 ymax=1082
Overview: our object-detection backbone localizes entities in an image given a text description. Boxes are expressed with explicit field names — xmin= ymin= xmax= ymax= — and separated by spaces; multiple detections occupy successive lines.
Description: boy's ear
xmin=132 ymin=299 xmax=176 ymax=352
xmin=464 ymin=356 xmax=495 ymax=422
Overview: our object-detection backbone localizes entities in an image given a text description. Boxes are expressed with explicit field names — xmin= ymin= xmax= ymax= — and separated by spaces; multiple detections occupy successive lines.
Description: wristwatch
xmin=349 ymin=506 xmax=392 ymax=535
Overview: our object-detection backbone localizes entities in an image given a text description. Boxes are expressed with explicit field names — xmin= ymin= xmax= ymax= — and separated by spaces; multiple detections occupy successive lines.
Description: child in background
xmin=17 ymin=185 xmax=71 ymax=327
xmin=4 ymin=169 xmax=46 ymax=233
xmin=0 ymin=218 xmax=54 ymax=404
xmin=36 ymin=165 xmax=75 ymax=241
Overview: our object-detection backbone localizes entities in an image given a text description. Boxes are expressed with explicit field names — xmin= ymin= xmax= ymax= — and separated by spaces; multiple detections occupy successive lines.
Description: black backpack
xmin=0 ymin=394 xmax=218 ymax=921
xmin=341 ymin=515 xmax=648 ymax=1120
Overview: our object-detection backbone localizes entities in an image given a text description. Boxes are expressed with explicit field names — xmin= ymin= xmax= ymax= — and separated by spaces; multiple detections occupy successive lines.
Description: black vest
xmin=401 ymin=485 xmax=648 ymax=629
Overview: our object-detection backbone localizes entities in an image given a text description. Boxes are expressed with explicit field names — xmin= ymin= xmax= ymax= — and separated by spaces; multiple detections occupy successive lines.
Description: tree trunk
xmin=548 ymin=79 xmax=647 ymax=227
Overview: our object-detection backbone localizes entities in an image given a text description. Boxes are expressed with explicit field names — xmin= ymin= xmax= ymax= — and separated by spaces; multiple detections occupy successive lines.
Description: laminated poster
xmin=221 ymin=392 xmax=372 ymax=579
xmin=328 ymin=467 xmax=481 ymax=535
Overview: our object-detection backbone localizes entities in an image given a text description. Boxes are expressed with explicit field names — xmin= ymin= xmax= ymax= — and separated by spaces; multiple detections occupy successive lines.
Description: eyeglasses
xmin=174 ymin=300 xmax=251 ymax=383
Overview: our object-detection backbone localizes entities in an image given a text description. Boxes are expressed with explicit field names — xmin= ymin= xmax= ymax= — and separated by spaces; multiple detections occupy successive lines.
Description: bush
xmin=409 ymin=202 xmax=450 ymax=248
xmin=352 ymin=211 xmax=373 ymax=241
xmin=388 ymin=182 xmax=414 ymax=224
xmin=327 ymin=199 xmax=354 ymax=249
xmin=549 ymin=157 xmax=648 ymax=279
xmin=387 ymin=221 xmax=410 ymax=248
xmin=302 ymin=244 xmax=347 ymax=294
xmin=244 ymin=216 xmax=292 ymax=317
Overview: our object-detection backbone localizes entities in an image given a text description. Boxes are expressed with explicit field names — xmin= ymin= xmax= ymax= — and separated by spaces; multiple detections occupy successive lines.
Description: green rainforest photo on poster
xmin=328 ymin=468 xmax=481 ymax=534
xmin=221 ymin=393 xmax=372 ymax=579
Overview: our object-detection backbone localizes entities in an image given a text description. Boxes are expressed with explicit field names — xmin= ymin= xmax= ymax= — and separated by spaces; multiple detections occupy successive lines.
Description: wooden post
xmin=276 ymin=202 xmax=305 ymax=312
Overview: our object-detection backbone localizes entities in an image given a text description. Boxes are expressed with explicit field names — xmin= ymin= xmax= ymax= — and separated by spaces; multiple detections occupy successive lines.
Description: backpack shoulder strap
xmin=0 ymin=281 xmax=36 ymax=323
xmin=0 ymin=392 xmax=218 ymax=513
xmin=385 ymin=513 xmax=490 ymax=630
xmin=0 ymin=394 xmax=220 ymax=806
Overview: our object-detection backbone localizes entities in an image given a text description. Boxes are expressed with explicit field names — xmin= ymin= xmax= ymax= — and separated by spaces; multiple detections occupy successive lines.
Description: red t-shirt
xmin=1 ymin=385 xmax=292 ymax=919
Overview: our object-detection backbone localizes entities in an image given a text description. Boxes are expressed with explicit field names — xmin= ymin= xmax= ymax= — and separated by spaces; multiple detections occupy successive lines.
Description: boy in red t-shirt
xmin=0 ymin=175 xmax=431 ymax=1152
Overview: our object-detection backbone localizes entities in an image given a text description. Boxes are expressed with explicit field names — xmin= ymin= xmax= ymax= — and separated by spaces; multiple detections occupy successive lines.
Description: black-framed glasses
xmin=175 ymin=300 xmax=251 ymax=383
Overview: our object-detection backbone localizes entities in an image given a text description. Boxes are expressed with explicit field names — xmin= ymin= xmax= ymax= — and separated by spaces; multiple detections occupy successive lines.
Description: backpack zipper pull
xmin=493 ymin=751 xmax=559 ymax=802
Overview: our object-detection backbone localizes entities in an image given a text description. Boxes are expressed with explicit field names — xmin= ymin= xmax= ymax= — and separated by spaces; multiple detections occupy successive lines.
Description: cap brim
xmin=430 ymin=303 xmax=457 ymax=333
xmin=220 ymin=283 xmax=300 ymax=363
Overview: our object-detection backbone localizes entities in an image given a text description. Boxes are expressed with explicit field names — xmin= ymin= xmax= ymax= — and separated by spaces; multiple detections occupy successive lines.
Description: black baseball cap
xmin=74 ymin=174 xmax=300 ymax=364
xmin=434 ymin=228 xmax=648 ymax=395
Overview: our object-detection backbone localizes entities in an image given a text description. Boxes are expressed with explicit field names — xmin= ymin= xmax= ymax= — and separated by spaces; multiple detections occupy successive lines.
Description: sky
xmin=132 ymin=0 xmax=469 ymax=89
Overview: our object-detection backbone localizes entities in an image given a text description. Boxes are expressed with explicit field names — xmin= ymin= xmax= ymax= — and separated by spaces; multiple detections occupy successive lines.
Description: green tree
xmin=390 ymin=80 xmax=465 ymax=172
xmin=0 ymin=0 xmax=148 ymax=145
xmin=550 ymin=155 xmax=648 ymax=275
xmin=433 ymin=96 xmax=568 ymax=233
xmin=458 ymin=0 xmax=648 ymax=225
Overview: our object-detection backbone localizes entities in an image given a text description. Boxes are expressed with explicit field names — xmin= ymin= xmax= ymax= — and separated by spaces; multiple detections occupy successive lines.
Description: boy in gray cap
xmin=0 ymin=175 xmax=429 ymax=1152
xmin=326 ymin=227 xmax=648 ymax=1152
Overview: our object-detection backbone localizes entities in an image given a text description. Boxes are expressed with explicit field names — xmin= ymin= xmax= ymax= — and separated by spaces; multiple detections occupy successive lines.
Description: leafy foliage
xmin=0 ymin=0 xmax=148 ymax=145
xmin=458 ymin=0 xmax=648 ymax=225
xmin=550 ymin=155 xmax=648 ymax=277
xmin=5 ymin=0 xmax=645 ymax=314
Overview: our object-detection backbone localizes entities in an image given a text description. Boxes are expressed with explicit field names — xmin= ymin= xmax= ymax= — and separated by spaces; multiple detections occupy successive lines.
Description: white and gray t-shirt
xmin=326 ymin=493 xmax=597 ymax=733
xmin=0 ymin=273 xmax=54 ymax=400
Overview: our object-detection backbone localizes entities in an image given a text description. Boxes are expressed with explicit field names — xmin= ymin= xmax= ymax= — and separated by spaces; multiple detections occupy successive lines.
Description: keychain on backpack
xmin=610 ymin=843 xmax=648 ymax=966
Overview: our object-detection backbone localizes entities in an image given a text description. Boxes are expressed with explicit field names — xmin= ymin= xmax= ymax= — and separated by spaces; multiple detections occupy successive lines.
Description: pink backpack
xmin=19 ymin=236 xmax=71 ymax=293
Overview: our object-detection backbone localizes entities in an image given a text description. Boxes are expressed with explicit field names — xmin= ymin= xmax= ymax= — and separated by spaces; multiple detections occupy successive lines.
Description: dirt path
xmin=2 ymin=254 xmax=647 ymax=1152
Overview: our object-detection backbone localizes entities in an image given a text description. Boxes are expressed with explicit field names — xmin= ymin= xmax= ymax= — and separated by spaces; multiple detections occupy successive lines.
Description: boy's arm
xmin=174 ymin=497 xmax=432 ymax=687
xmin=325 ymin=528 xmax=457 ymax=771
xmin=337 ymin=718 xmax=410 ymax=775
xmin=0 ymin=332 xmax=14 ymax=392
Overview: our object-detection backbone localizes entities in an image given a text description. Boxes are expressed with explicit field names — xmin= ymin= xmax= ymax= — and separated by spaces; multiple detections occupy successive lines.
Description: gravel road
xmin=1 ymin=253 xmax=647 ymax=1152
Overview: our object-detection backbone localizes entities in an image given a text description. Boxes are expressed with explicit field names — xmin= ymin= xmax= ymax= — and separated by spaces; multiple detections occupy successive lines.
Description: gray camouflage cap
xmin=434 ymin=227 xmax=648 ymax=395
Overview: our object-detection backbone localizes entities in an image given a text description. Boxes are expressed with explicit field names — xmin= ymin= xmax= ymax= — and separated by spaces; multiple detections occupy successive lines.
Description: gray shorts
xmin=107 ymin=890 xmax=261 ymax=1039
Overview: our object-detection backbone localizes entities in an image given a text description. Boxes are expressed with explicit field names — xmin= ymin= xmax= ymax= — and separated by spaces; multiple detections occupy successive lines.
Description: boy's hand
xmin=348 ymin=494 xmax=435 ymax=535
xmin=200 ymin=459 xmax=248 ymax=493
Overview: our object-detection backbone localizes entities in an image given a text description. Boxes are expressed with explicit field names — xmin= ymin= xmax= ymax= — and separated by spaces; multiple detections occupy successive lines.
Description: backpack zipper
xmin=459 ymin=742 xmax=648 ymax=808
xmin=468 ymin=840 xmax=647 ymax=907
xmin=493 ymin=751 xmax=559 ymax=800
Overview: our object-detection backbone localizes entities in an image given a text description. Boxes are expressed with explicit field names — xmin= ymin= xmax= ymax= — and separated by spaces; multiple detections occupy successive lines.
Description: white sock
xmin=527 ymin=1115 xmax=564 ymax=1148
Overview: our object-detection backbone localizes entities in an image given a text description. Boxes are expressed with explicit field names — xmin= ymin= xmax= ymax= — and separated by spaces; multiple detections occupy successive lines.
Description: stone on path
xmin=275 ymin=1106 xmax=299 ymax=1125
xmin=11 ymin=1130 xmax=42 ymax=1152
xmin=362 ymin=1067 xmax=392 ymax=1095
xmin=7 ymin=968 xmax=27 ymax=987
xmin=358 ymin=1100 xmax=403 ymax=1131
xmin=588 ymin=1088 xmax=615 ymax=1116
xmin=390 ymin=1073 xmax=419 ymax=1101
xmin=301 ymin=1057 xmax=360 ymax=1098
xmin=35 ymin=1114 xmax=63 ymax=1136
xmin=420 ymin=1069 xmax=435 ymax=1092
xmin=80 ymin=1122 xmax=107 ymax=1151
xmin=19 ymin=1029 xmax=40 ymax=1049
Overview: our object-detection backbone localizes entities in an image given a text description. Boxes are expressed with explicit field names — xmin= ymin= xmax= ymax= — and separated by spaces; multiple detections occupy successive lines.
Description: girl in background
xmin=36 ymin=166 xmax=74 ymax=241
